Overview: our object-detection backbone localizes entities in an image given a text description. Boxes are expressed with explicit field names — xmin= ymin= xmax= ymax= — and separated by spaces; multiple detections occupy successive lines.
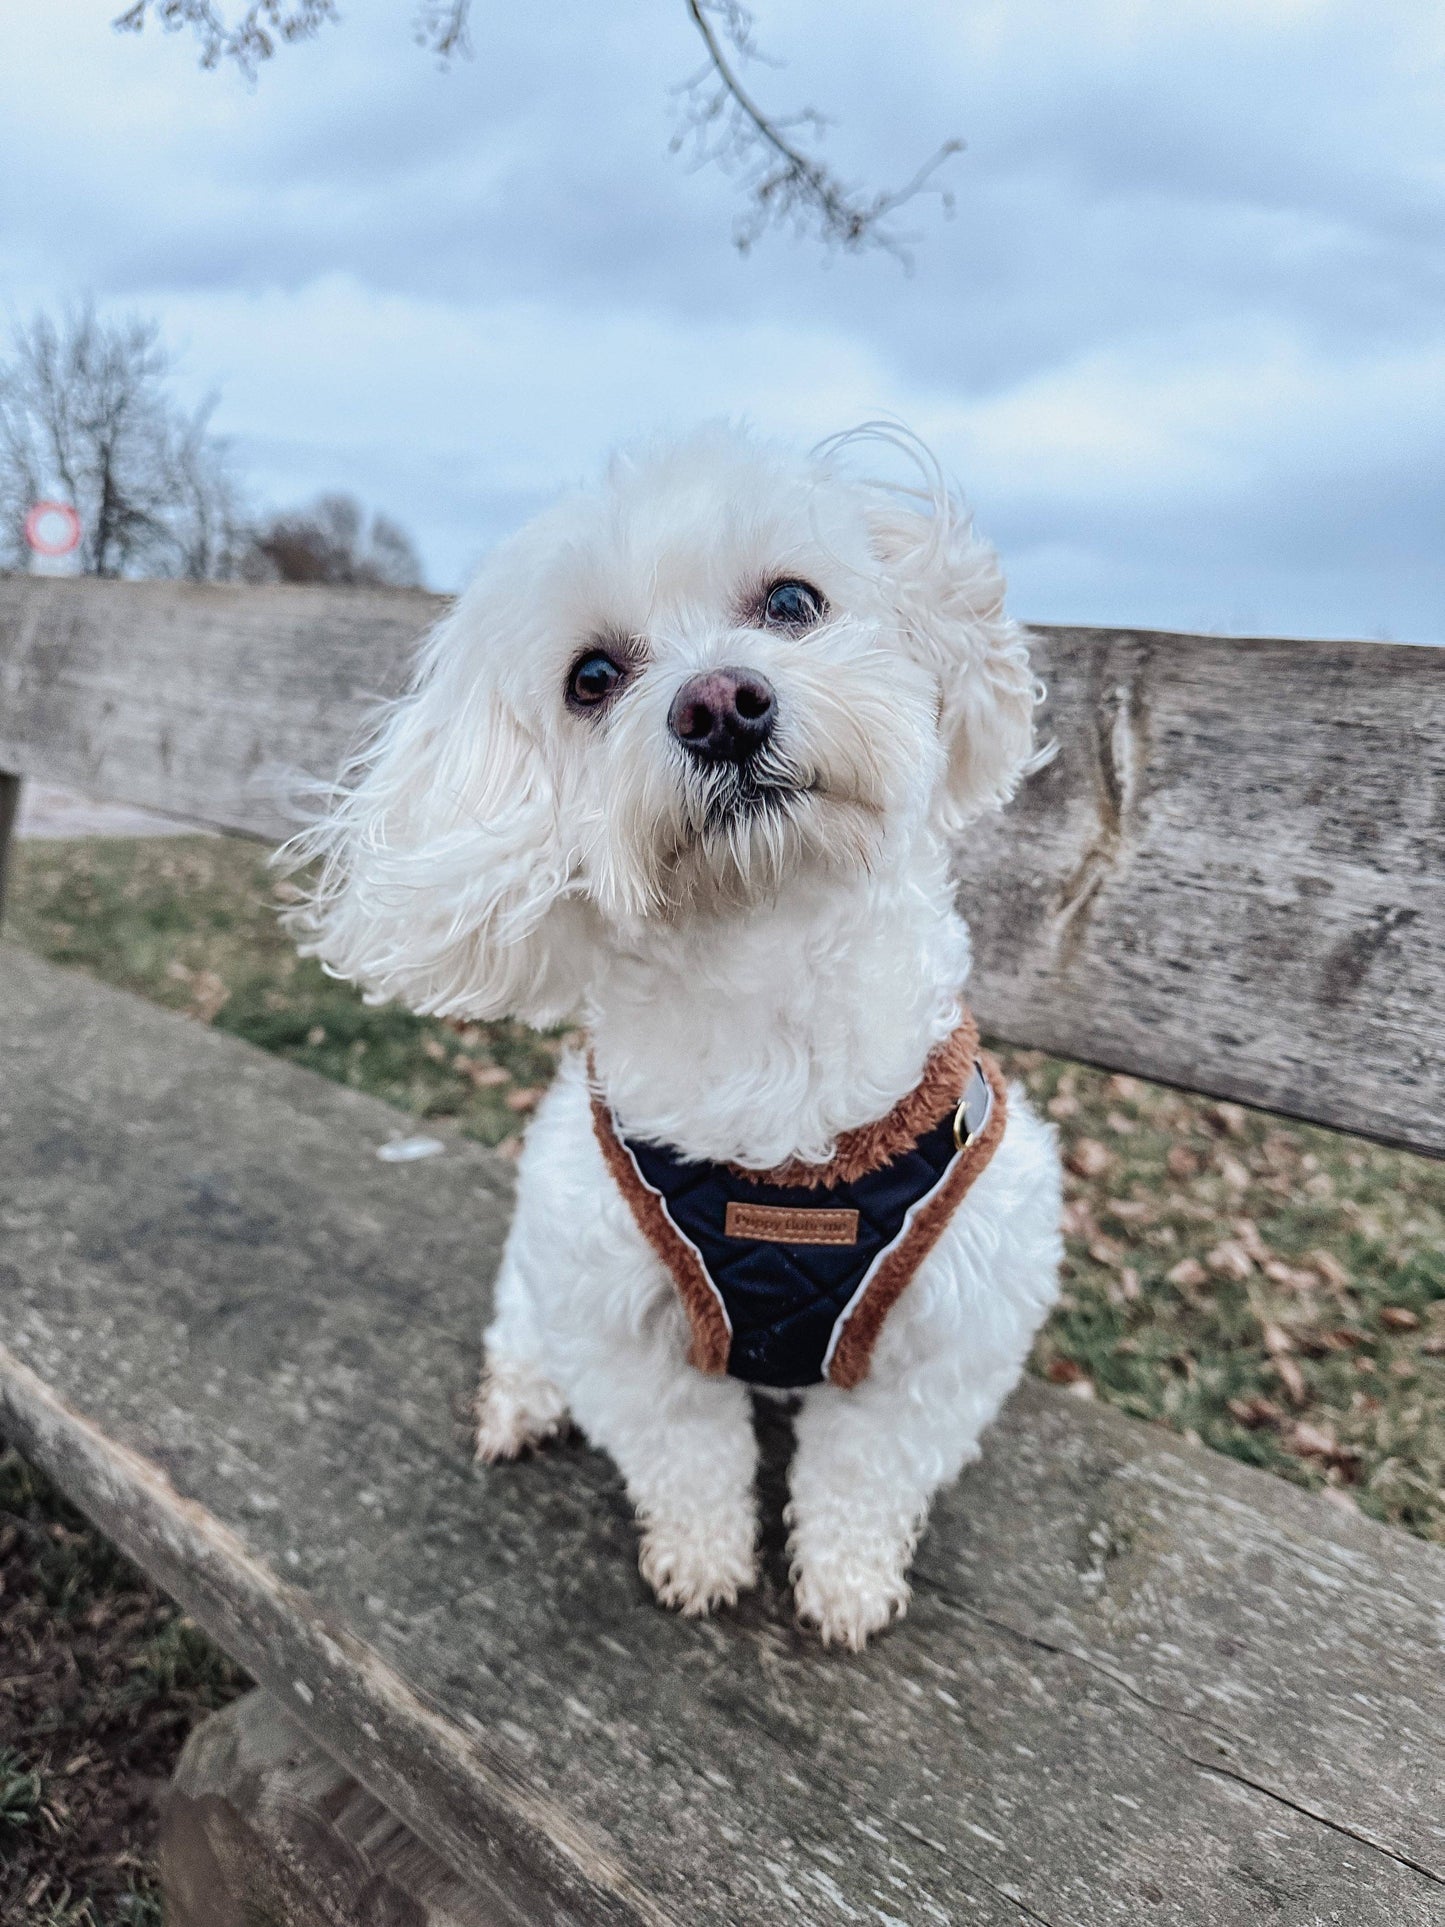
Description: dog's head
xmin=289 ymin=424 xmax=1037 ymax=1022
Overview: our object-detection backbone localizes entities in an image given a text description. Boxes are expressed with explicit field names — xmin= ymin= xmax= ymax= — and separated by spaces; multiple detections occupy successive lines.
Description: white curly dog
xmin=291 ymin=424 xmax=1062 ymax=1650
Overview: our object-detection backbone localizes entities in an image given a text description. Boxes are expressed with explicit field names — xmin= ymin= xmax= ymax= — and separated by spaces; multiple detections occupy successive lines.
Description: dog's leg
xmin=786 ymin=1372 xmax=997 ymax=1651
xmin=569 ymin=1346 xmax=760 ymax=1617
xmin=790 ymin=1108 xmax=1063 ymax=1648
xmin=475 ymin=1252 xmax=570 ymax=1462
xmin=786 ymin=1382 xmax=939 ymax=1649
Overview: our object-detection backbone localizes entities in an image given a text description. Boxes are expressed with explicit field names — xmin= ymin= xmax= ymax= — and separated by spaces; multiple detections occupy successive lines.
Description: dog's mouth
xmin=698 ymin=764 xmax=814 ymax=835
xmin=642 ymin=750 xmax=885 ymax=913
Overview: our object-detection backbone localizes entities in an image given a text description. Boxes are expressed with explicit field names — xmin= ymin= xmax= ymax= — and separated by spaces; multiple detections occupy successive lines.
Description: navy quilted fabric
xmin=623 ymin=1106 xmax=963 ymax=1389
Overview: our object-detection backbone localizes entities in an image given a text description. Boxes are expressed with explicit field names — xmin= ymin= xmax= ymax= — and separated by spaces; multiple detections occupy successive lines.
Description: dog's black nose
xmin=668 ymin=668 xmax=776 ymax=764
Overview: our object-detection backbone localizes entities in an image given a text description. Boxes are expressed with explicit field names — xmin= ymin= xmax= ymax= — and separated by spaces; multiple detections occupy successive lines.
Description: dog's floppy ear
xmin=869 ymin=498 xmax=1039 ymax=835
xmin=280 ymin=608 xmax=587 ymax=1027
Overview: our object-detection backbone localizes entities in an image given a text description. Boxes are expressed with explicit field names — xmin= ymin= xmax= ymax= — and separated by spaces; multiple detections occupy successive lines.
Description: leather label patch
xmin=724 ymin=1202 xmax=859 ymax=1246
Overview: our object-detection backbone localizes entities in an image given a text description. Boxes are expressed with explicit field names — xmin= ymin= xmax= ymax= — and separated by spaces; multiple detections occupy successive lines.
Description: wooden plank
xmin=2 ymin=946 xmax=1443 ymax=1926
xmin=0 ymin=576 xmax=447 ymax=842
xmin=1 ymin=578 xmax=1440 ymax=1149
xmin=957 ymin=630 xmax=1445 ymax=1155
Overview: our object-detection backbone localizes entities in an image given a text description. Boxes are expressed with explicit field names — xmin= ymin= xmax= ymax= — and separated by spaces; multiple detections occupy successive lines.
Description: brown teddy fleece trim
xmin=588 ymin=1085 xmax=732 ymax=1375
xmin=734 ymin=1008 xmax=982 ymax=1190
xmin=825 ymin=1051 xmax=1009 ymax=1391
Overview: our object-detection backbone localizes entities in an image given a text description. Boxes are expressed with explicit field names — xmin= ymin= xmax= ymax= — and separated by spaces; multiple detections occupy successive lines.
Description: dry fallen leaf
xmin=1206 ymin=1239 xmax=1254 ymax=1282
xmin=188 ymin=969 xmax=230 ymax=1024
xmin=1106 ymin=1197 xmax=1155 ymax=1222
xmin=1263 ymin=1258 xmax=1319 ymax=1292
xmin=1087 ymin=1234 xmax=1126 ymax=1266
xmin=1047 ymin=1092 xmax=1080 ymax=1120
xmin=1293 ymin=1422 xmax=1335 ymax=1457
xmin=1271 ymin=1354 xmax=1309 ymax=1405
xmin=1307 ymin=1248 xmax=1351 ymax=1292
xmin=1231 ymin=1218 xmax=1271 ymax=1265
xmin=1227 ymin=1395 xmax=1283 ymax=1429
xmin=1061 ymin=1198 xmax=1095 ymax=1238
xmin=1209 ymin=1102 xmax=1249 ymax=1138
xmin=1105 ymin=1110 xmax=1137 ymax=1135
xmin=1380 ymin=1306 xmax=1420 ymax=1331
xmin=459 ymin=1060 xmax=511 ymax=1088
xmin=1045 ymin=1357 xmax=1086 ymax=1384
xmin=1166 ymin=1257 xmax=1209 ymax=1290
xmin=1261 ymin=1321 xmax=1294 ymax=1357
xmin=1066 ymin=1138 xmax=1111 ymax=1179
xmin=306 ymin=1024 xmax=326 ymax=1047
xmin=505 ymin=1087 xmax=542 ymax=1113
xmin=1166 ymin=1144 xmax=1199 ymax=1180
xmin=1107 ymin=1074 xmax=1143 ymax=1101
xmin=420 ymin=1036 xmax=449 ymax=1064
xmin=1216 ymin=1152 xmax=1252 ymax=1192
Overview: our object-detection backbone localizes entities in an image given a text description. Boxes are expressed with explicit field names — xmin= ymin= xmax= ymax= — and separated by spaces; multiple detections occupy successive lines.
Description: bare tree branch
xmin=412 ymin=0 xmax=471 ymax=60
xmin=113 ymin=0 xmax=963 ymax=258
xmin=113 ymin=0 xmax=340 ymax=75
xmin=114 ymin=0 xmax=469 ymax=73
xmin=675 ymin=0 xmax=961 ymax=262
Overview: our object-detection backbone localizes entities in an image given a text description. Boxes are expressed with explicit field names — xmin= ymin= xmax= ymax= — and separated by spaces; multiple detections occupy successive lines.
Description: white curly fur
xmin=286 ymin=423 xmax=1062 ymax=1649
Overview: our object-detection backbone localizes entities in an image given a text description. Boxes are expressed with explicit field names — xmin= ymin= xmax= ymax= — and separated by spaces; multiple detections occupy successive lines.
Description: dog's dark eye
xmin=763 ymin=579 xmax=825 ymax=628
xmin=567 ymin=650 xmax=626 ymax=710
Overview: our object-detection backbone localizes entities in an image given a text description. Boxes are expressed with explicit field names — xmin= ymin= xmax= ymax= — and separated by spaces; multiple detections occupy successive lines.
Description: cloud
xmin=0 ymin=0 xmax=1439 ymax=636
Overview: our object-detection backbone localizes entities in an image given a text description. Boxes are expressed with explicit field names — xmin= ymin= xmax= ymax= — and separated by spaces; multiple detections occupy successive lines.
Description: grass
xmin=7 ymin=833 xmax=564 ymax=1150
xmin=2 ymin=830 xmax=1442 ymax=1917
xmin=0 ymin=1442 xmax=246 ymax=1926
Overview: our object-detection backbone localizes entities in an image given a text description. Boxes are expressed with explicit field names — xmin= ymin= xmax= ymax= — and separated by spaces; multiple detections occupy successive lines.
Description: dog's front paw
xmin=474 ymin=1359 xmax=569 ymax=1462
xmin=790 ymin=1541 xmax=912 ymax=1651
xmin=638 ymin=1511 xmax=758 ymax=1618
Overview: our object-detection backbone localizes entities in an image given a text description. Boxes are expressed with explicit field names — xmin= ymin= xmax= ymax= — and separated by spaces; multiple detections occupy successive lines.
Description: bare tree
xmin=0 ymin=306 xmax=245 ymax=579
xmin=167 ymin=399 xmax=250 ymax=581
xmin=243 ymin=493 xmax=425 ymax=588
xmin=112 ymin=0 xmax=960 ymax=262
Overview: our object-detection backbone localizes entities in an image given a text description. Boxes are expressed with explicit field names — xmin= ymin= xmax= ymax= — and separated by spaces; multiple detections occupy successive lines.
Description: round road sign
xmin=24 ymin=501 xmax=83 ymax=558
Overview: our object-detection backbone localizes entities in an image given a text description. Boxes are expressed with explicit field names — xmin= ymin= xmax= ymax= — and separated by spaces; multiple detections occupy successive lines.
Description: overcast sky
xmin=4 ymin=1 xmax=1440 ymax=638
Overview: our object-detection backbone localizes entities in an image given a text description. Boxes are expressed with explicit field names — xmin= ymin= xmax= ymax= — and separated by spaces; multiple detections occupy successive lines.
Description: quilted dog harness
xmin=589 ymin=1009 xmax=1007 ymax=1391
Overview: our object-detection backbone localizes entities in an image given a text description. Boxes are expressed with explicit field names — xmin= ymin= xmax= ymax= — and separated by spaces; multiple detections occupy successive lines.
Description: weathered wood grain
xmin=162 ymin=1689 xmax=502 ymax=1926
xmin=0 ymin=575 xmax=447 ymax=841
xmin=3 ymin=945 xmax=1443 ymax=1926
xmin=1 ymin=578 xmax=1439 ymax=1151
xmin=957 ymin=629 xmax=1445 ymax=1155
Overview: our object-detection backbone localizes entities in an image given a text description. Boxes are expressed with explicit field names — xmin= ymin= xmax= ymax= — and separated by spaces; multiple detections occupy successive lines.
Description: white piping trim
xmin=820 ymin=1075 xmax=994 ymax=1379
xmin=611 ymin=1071 xmax=992 ymax=1386
xmin=613 ymin=1123 xmax=734 ymax=1342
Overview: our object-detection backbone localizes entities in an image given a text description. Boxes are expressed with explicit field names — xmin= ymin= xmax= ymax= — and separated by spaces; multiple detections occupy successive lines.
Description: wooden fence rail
xmin=1 ymin=576 xmax=1440 ymax=1152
